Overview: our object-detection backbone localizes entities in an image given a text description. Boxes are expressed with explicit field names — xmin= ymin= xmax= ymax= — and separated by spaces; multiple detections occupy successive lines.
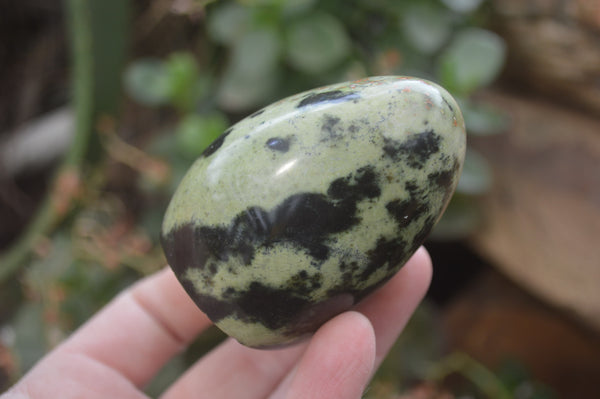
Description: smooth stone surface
xmin=161 ymin=76 xmax=466 ymax=348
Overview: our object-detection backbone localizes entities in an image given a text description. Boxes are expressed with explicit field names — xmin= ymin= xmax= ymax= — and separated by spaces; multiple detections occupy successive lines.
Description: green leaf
xmin=281 ymin=0 xmax=317 ymax=17
xmin=124 ymin=54 xmax=208 ymax=112
xmin=438 ymin=28 xmax=506 ymax=95
xmin=25 ymin=234 xmax=73 ymax=291
xmin=138 ymin=207 xmax=167 ymax=242
xmin=430 ymin=194 xmax=482 ymax=240
xmin=496 ymin=359 xmax=559 ymax=399
xmin=164 ymin=53 xmax=207 ymax=113
xmin=456 ymin=148 xmax=493 ymax=195
xmin=281 ymin=0 xmax=316 ymax=16
xmin=124 ymin=59 xmax=170 ymax=106
xmin=286 ymin=12 xmax=351 ymax=74
xmin=401 ymin=3 xmax=452 ymax=54
xmin=217 ymin=29 xmax=281 ymax=111
xmin=60 ymin=262 xmax=139 ymax=328
xmin=175 ymin=113 xmax=229 ymax=159
xmin=238 ymin=0 xmax=284 ymax=6
xmin=218 ymin=71 xmax=279 ymax=112
xmin=229 ymin=29 xmax=281 ymax=78
xmin=10 ymin=303 xmax=48 ymax=374
xmin=461 ymin=99 xmax=510 ymax=136
xmin=143 ymin=133 xmax=193 ymax=194
xmin=440 ymin=0 xmax=485 ymax=13
xmin=85 ymin=0 xmax=131 ymax=119
xmin=207 ymin=2 xmax=252 ymax=46
xmin=428 ymin=352 xmax=513 ymax=399
xmin=374 ymin=302 xmax=444 ymax=384
xmin=171 ymin=0 xmax=219 ymax=15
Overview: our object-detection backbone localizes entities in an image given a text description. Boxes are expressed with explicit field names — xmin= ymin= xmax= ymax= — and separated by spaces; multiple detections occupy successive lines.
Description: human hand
xmin=2 ymin=247 xmax=432 ymax=399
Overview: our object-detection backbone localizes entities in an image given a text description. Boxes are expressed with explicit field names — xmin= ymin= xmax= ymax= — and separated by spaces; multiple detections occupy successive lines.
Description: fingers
xmin=6 ymin=349 xmax=149 ymax=399
xmin=51 ymin=267 xmax=212 ymax=387
xmin=128 ymin=267 xmax=212 ymax=344
xmin=160 ymin=337 xmax=306 ymax=399
xmin=161 ymin=312 xmax=376 ymax=399
xmin=355 ymin=246 xmax=433 ymax=365
xmin=268 ymin=311 xmax=376 ymax=399
xmin=7 ymin=246 xmax=431 ymax=399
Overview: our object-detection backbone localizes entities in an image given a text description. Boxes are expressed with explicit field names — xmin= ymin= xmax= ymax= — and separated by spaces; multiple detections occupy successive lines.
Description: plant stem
xmin=0 ymin=0 xmax=130 ymax=282
xmin=428 ymin=352 xmax=512 ymax=399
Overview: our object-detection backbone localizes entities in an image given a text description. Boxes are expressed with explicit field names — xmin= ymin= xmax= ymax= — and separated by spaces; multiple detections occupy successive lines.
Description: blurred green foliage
xmin=367 ymin=303 xmax=557 ymax=399
xmin=438 ymin=28 xmax=506 ymax=96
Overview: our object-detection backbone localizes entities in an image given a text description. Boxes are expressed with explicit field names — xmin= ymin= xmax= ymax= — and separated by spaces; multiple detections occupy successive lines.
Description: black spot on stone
xmin=327 ymin=166 xmax=381 ymax=201
xmin=348 ymin=124 xmax=359 ymax=134
xmin=327 ymin=261 xmax=360 ymax=297
xmin=321 ymin=115 xmax=342 ymax=141
xmin=198 ymin=277 xmax=357 ymax=340
xmin=196 ymin=225 xmax=237 ymax=263
xmin=279 ymin=293 xmax=354 ymax=342
xmin=383 ymin=129 xmax=441 ymax=169
xmin=297 ymin=90 xmax=360 ymax=108
xmin=360 ymin=237 xmax=408 ymax=281
xmin=386 ymin=198 xmax=429 ymax=228
xmin=194 ymin=293 xmax=234 ymax=322
xmin=181 ymin=280 xmax=319 ymax=333
xmin=428 ymin=167 xmax=455 ymax=191
xmin=287 ymin=270 xmax=322 ymax=296
xmin=385 ymin=178 xmax=432 ymax=229
xmin=410 ymin=215 xmax=437 ymax=254
xmin=270 ymin=192 xmax=360 ymax=260
xmin=161 ymin=210 xmax=267 ymax=280
xmin=160 ymin=223 xmax=210 ymax=279
xmin=161 ymin=165 xmax=383 ymax=280
xmin=249 ymin=108 xmax=265 ymax=118
xmin=428 ymin=158 xmax=460 ymax=203
xmin=404 ymin=180 xmax=422 ymax=197
xmin=202 ymin=127 xmax=233 ymax=158
xmin=266 ymin=137 xmax=290 ymax=152
xmin=223 ymin=222 xmax=258 ymax=265
xmin=237 ymin=281 xmax=312 ymax=330
xmin=338 ymin=261 xmax=347 ymax=271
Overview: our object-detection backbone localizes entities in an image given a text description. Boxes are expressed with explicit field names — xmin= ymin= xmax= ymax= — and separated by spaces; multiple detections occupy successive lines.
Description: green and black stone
xmin=161 ymin=76 xmax=466 ymax=348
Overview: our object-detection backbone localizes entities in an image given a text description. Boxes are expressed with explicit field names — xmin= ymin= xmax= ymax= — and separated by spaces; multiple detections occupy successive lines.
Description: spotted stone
xmin=161 ymin=76 xmax=466 ymax=348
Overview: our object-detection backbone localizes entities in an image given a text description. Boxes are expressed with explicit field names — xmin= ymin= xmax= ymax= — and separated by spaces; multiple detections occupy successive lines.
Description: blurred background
xmin=0 ymin=0 xmax=599 ymax=397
